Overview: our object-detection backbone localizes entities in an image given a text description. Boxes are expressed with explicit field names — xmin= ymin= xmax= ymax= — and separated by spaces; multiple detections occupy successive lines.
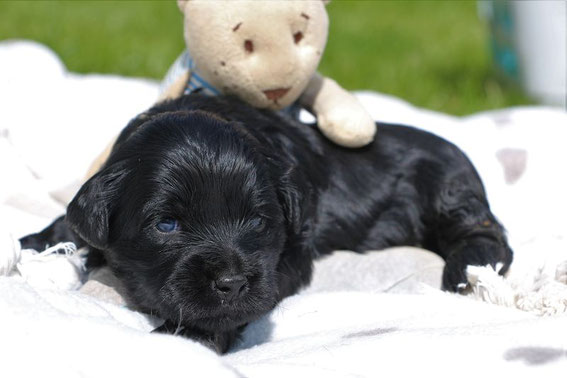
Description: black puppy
xmin=21 ymin=94 xmax=512 ymax=353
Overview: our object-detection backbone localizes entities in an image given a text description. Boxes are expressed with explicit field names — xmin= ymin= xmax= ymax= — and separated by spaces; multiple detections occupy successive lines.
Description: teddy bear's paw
xmin=317 ymin=106 xmax=376 ymax=148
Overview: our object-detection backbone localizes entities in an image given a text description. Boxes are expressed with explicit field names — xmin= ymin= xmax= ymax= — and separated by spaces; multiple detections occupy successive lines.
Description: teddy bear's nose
xmin=263 ymin=88 xmax=290 ymax=101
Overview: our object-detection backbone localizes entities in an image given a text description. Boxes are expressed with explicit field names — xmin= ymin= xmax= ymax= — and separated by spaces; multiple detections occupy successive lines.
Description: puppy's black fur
xmin=21 ymin=94 xmax=512 ymax=353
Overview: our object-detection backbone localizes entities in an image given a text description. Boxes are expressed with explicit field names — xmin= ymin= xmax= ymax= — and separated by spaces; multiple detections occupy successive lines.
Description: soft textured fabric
xmin=1 ymin=40 xmax=566 ymax=377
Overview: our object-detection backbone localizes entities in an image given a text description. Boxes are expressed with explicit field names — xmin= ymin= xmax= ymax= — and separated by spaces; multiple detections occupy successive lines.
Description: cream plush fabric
xmin=1 ymin=41 xmax=566 ymax=377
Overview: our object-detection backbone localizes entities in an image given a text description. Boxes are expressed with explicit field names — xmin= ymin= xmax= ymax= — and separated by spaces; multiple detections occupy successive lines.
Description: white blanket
xmin=1 ymin=41 xmax=566 ymax=377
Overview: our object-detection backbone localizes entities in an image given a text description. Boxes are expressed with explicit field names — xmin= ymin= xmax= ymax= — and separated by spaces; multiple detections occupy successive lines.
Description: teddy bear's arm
xmin=84 ymin=136 xmax=118 ymax=180
xmin=299 ymin=72 xmax=376 ymax=147
xmin=86 ymin=70 xmax=190 ymax=180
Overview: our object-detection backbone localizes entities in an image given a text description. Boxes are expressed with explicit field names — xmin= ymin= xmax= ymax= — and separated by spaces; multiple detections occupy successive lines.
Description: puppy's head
xmin=67 ymin=110 xmax=297 ymax=332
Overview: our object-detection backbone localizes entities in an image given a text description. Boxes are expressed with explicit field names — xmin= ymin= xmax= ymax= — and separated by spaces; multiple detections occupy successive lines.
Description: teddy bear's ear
xmin=177 ymin=0 xmax=189 ymax=12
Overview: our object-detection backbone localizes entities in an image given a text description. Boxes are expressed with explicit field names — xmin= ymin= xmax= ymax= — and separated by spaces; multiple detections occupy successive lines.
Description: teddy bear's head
xmin=177 ymin=0 xmax=329 ymax=110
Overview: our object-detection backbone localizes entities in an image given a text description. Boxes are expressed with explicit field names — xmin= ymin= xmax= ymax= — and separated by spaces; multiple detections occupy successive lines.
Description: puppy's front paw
xmin=442 ymin=261 xmax=470 ymax=293
xmin=317 ymin=106 xmax=376 ymax=148
xmin=442 ymin=237 xmax=512 ymax=292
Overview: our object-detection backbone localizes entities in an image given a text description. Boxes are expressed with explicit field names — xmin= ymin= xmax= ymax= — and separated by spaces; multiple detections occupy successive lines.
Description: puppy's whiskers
xmin=174 ymin=308 xmax=184 ymax=336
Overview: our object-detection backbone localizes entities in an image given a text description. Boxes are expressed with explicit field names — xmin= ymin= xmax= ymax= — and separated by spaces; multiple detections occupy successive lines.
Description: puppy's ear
xmin=66 ymin=164 xmax=128 ymax=250
xmin=276 ymin=167 xmax=305 ymax=236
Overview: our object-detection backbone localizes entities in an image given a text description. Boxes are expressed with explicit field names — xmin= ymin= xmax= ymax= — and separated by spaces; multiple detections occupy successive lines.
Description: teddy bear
xmin=161 ymin=0 xmax=377 ymax=148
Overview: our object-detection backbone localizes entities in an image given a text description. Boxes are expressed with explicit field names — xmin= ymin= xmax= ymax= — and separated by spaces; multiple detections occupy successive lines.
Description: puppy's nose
xmin=213 ymin=274 xmax=247 ymax=301
xmin=263 ymin=87 xmax=290 ymax=101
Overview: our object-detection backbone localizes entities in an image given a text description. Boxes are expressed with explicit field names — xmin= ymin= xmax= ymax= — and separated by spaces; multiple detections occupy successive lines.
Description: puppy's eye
xmin=249 ymin=217 xmax=266 ymax=232
xmin=156 ymin=219 xmax=180 ymax=233
xmin=293 ymin=31 xmax=303 ymax=44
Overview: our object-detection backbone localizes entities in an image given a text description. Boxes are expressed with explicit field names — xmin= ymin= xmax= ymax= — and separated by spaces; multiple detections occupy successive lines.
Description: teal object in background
xmin=479 ymin=0 xmax=566 ymax=108
xmin=482 ymin=1 xmax=520 ymax=83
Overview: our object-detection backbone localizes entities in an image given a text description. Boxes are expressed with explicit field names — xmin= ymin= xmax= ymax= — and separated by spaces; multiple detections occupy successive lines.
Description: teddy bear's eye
xmin=244 ymin=40 xmax=254 ymax=53
xmin=293 ymin=32 xmax=303 ymax=44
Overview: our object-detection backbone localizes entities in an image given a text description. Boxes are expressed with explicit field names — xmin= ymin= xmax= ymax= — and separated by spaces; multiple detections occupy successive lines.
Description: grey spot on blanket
xmin=344 ymin=327 xmax=397 ymax=339
xmin=496 ymin=148 xmax=527 ymax=185
xmin=504 ymin=347 xmax=566 ymax=365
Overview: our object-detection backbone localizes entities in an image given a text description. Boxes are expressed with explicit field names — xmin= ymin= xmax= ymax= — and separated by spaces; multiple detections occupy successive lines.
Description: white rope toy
xmin=466 ymin=263 xmax=567 ymax=316
xmin=0 ymin=232 xmax=86 ymax=290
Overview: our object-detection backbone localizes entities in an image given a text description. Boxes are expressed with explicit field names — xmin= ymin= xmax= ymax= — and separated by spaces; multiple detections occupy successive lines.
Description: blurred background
xmin=0 ymin=0 xmax=565 ymax=115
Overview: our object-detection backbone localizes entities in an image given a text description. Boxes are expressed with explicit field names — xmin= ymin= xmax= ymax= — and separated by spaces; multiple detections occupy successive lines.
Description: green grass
xmin=0 ymin=0 xmax=532 ymax=115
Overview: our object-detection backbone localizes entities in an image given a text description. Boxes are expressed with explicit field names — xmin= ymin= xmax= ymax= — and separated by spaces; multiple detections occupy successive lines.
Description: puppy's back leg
xmin=432 ymin=173 xmax=513 ymax=292
xmin=20 ymin=216 xmax=105 ymax=269
xmin=20 ymin=215 xmax=85 ymax=252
